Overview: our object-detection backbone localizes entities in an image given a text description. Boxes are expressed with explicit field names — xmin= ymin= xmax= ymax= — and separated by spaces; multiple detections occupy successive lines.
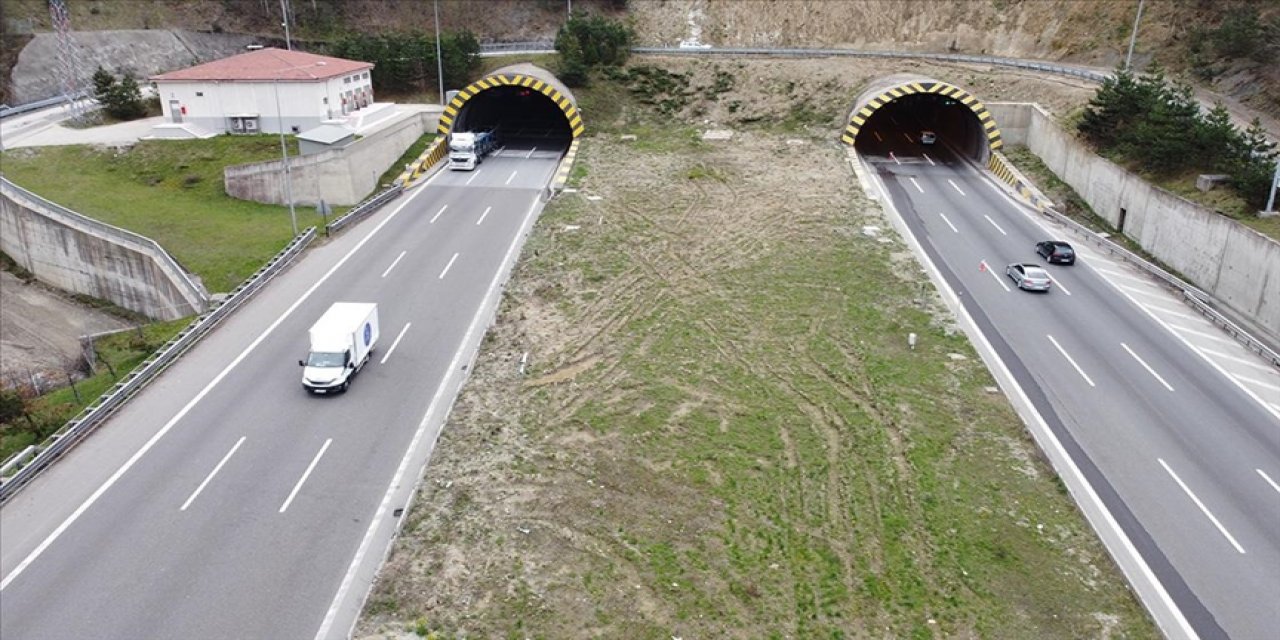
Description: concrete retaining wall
xmin=0 ymin=179 xmax=208 ymax=321
xmin=224 ymin=110 xmax=436 ymax=207
xmin=1002 ymin=103 xmax=1280 ymax=339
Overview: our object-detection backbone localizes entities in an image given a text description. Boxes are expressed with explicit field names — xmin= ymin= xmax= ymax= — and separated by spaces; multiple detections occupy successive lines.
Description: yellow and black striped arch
xmin=841 ymin=81 xmax=1002 ymax=151
xmin=437 ymin=74 xmax=585 ymax=138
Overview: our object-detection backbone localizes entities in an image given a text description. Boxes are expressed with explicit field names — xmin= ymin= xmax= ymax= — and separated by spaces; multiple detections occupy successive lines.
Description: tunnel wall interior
xmin=843 ymin=81 xmax=1002 ymax=159
xmin=438 ymin=74 xmax=583 ymax=140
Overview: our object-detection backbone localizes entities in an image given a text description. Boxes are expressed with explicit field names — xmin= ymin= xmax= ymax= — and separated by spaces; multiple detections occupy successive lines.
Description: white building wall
xmin=155 ymin=73 xmax=372 ymax=135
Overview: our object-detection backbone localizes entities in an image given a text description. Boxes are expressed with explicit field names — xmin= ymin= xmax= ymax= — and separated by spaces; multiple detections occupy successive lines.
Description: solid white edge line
xmin=982 ymin=260 xmax=1010 ymax=292
xmin=1258 ymin=469 xmax=1280 ymax=495
xmin=857 ymin=152 xmax=1198 ymax=640
xmin=948 ymin=178 xmax=966 ymax=196
xmin=379 ymin=251 xmax=407 ymax=278
xmin=429 ymin=204 xmax=448 ymax=223
xmin=317 ymin=193 xmax=546 ymax=640
xmin=476 ymin=206 xmax=492 ymax=226
xmin=1158 ymin=458 xmax=1246 ymax=554
xmin=279 ymin=439 xmax=332 ymax=514
xmin=1166 ymin=323 xmax=1237 ymax=345
xmin=909 ymin=177 xmax=924 ymax=193
xmin=1121 ymin=342 xmax=1175 ymax=392
xmin=1195 ymin=346 xmax=1278 ymax=373
xmin=982 ymin=214 xmax=1007 ymax=235
xmin=938 ymin=212 xmax=959 ymax=233
xmin=380 ymin=322 xmax=412 ymax=365
xmin=506 ymin=170 xmax=518 ymax=185
xmin=179 ymin=436 xmax=246 ymax=511
xmin=1047 ymin=334 xmax=1096 ymax=387
xmin=1235 ymin=374 xmax=1280 ymax=393
xmin=0 ymin=171 xmax=439 ymax=592
xmin=438 ymin=252 xmax=459 ymax=280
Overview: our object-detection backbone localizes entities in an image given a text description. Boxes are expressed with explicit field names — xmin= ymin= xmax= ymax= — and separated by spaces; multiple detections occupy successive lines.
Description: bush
xmin=91 ymin=67 xmax=147 ymax=121
xmin=554 ymin=11 xmax=635 ymax=87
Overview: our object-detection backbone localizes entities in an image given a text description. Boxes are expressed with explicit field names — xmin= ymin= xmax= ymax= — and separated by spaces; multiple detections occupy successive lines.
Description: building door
xmin=169 ymin=100 xmax=182 ymax=123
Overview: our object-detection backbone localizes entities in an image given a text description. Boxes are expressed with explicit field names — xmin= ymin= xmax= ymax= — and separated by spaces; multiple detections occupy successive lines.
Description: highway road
xmin=858 ymin=131 xmax=1280 ymax=639
xmin=0 ymin=141 xmax=566 ymax=639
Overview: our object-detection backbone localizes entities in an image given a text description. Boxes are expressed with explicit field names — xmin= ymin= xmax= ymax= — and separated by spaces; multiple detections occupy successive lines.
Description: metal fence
xmin=1 ymin=177 xmax=209 ymax=316
xmin=0 ymin=227 xmax=318 ymax=503
xmin=324 ymin=185 xmax=403 ymax=236
xmin=480 ymin=41 xmax=555 ymax=56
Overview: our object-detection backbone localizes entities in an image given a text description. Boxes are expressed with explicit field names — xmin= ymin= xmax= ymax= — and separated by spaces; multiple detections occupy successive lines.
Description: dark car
xmin=1036 ymin=241 xmax=1076 ymax=265
xmin=1006 ymin=263 xmax=1053 ymax=292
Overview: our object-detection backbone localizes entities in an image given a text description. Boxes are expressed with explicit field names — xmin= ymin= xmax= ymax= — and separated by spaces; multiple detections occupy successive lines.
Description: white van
xmin=300 ymin=302 xmax=379 ymax=394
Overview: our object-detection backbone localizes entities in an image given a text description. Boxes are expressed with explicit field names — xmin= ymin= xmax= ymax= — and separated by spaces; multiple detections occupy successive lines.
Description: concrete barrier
xmin=993 ymin=103 xmax=1280 ymax=341
xmin=224 ymin=110 xmax=437 ymax=207
xmin=0 ymin=178 xmax=208 ymax=321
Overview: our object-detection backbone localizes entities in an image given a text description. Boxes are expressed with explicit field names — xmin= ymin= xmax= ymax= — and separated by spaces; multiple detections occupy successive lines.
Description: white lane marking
xmin=982 ymin=260 xmax=1010 ymax=292
xmin=526 ymin=146 xmax=537 ymax=159
xmin=982 ymin=214 xmax=1007 ymax=236
xmin=280 ymin=439 xmax=333 ymax=514
xmin=1195 ymin=346 xmax=1278 ymax=373
xmin=180 ymin=436 xmax=246 ymax=511
xmin=909 ymin=177 xmax=924 ymax=193
xmin=1047 ymin=334 xmax=1095 ymax=387
xmin=505 ymin=170 xmax=518 ymax=185
xmin=1121 ymin=343 xmax=1174 ymax=391
xmin=1158 ymin=458 xmax=1246 ymax=554
xmin=948 ymin=179 xmax=966 ymax=196
xmin=923 ymin=153 xmax=935 ymax=166
xmin=890 ymin=151 xmax=900 ymax=165
xmin=438 ymin=252 xmax=459 ymax=280
xmin=476 ymin=206 xmax=492 ymax=225
xmin=1048 ymin=275 xmax=1072 ymax=296
xmin=874 ymin=131 xmax=883 ymax=142
xmin=1166 ymin=323 xmax=1237 ymax=345
xmin=380 ymin=251 xmax=406 ymax=278
xmin=380 ymin=322 xmax=412 ymax=365
xmin=430 ymin=204 xmax=448 ymax=223
xmin=1139 ymin=303 xmax=1199 ymax=321
xmin=465 ymin=169 xmax=482 ymax=185
xmin=317 ymin=193 xmax=547 ymax=640
xmin=1258 ymin=469 xmax=1280 ymax=496
xmin=1095 ymin=267 xmax=1152 ymax=285
xmin=903 ymin=132 xmax=913 ymax=143
xmin=938 ymin=212 xmax=959 ymax=233
xmin=0 ymin=169 xmax=440 ymax=592
xmin=1115 ymin=285 xmax=1171 ymax=301
xmin=1236 ymin=374 xmax=1280 ymax=393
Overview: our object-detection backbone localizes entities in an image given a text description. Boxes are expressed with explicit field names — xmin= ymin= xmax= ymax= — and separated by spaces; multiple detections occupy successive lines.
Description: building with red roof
xmin=149 ymin=47 xmax=374 ymax=136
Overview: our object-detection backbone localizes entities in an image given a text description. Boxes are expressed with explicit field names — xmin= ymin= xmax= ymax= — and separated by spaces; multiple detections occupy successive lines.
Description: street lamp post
xmin=280 ymin=0 xmax=293 ymax=51
xmin=433 ymin=0 xmax=445 ymax=105
xmin=1125 ymin=0 xmax=1145 ymax=70
xmin=272 ymin=81 xmax=299 ymax=236
xmin=1266 ymin=160 xmax=1279 ymax=215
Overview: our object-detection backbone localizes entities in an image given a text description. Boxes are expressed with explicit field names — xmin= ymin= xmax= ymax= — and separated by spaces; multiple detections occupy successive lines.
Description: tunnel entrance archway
xmin=841 ymin=75 xmax=1002 ymax=161
xmin=437 ymin=64 xmax=582 ymax=146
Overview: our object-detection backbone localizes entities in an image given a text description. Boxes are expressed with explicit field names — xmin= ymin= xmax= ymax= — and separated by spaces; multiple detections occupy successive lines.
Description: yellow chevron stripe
xmin=990 ymin=139 xmax=1004 ymax=150
xmin=972 ymin=101 xmax=986 ymax=111
xmin=961 ymin=95 xmax=976 ymax=105
xmin=438 ymin=113 xmax=453 ymax=126
xmin=841 ymin=134 xmax=855 ymax=144
xmin=858 ymin=106 xmax=874 ymax=118
xmin=851 ymin=115 xmax=865 ymax=126
xmin=986 ymin=129 xmax=1001 ymax=140
xmin=867 ymin=98 xmax=882 ymax=110
xmin=910 ymin=82 xmax=926 ymax=93
xmin=983 ymin=120 xmax=997 ymax=130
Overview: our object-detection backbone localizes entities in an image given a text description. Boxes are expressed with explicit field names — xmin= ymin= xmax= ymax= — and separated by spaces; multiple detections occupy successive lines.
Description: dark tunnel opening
xmin=852 ymin=92 xmax=988 ymax=160
xmin=450 ymin=85 xmax=573 ymax=147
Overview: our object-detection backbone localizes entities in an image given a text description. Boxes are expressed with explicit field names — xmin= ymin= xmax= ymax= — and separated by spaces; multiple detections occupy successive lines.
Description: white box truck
xmin=299 ymin=302 xmax=379 ymax=394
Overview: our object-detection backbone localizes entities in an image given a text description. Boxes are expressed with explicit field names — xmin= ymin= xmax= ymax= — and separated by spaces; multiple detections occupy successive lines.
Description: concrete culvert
xmin=437 ymin=63 xmax=582 ymax=148
xmin=842 ymin=74 xmax=1003 ymax=162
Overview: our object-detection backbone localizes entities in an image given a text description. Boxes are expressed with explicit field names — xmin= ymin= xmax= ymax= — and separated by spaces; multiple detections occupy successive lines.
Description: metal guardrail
xmin=0 ymin=227 xmax=318 ymax=503
xmin=1 ymin=177 xmax=209 ymax=315
xmin=324 ymin=185 xmax=403 ymax=236
xmin=1039 ymin=206 xmax=1280 ymax=369
xmin=0 ymin=93 xmax=86 ymax=119
xmin=479 ymin=41 xmax=555 ymax=56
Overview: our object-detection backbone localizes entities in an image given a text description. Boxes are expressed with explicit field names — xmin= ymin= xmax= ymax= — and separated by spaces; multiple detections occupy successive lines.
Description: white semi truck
xmin=300 ymin=302 xmax=380 ymax=394
xmin=448 ymin=128 xmax=499 ymax=171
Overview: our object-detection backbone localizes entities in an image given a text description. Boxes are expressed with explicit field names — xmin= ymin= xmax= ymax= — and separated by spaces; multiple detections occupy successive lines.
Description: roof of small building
xmin=298 ymin=124 xmax=356 ymax=145
xmin=152 ymin=47 xmax=372 ymax=83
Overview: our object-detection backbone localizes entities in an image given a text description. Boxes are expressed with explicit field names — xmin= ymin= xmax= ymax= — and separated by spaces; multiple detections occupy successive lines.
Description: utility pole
xmin=567 ymin=0 xmax=572 ymax=19
xmin=273 ymin=81 xmax=299 ymax=236
xmin=1125 ymin=0 xmax=1145 ymax=70
xmin=433 ymin=0 xmax=445 ymax=105
xmin=1266 ymin=160 xmax=1279 ymax=215
xmin=280 ymin=0 xmax=293 ymax=51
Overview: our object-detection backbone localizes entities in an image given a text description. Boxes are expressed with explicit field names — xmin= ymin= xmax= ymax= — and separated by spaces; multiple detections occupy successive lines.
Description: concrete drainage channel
xmin=0 ymin=180 xmax=416 ymax=503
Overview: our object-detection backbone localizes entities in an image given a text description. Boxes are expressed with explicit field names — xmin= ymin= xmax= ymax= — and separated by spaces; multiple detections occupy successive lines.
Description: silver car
xmin=1006 ymin=263 xmax=1052 ymax=292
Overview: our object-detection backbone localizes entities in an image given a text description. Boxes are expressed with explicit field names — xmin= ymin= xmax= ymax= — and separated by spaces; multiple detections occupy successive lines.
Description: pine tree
xmin=1196 ymin=103 xmax=1239 ymax=173
xmin=91 ymin=66 xmax=116 ymax=100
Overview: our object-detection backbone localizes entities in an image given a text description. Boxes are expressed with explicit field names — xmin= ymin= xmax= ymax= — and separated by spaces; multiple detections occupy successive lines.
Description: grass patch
xmin=0 ymin=317 xmax=191 ymax=463
xmin=377 ymin=132 xmax=441 ymax=187
xmin=0 ymin=137 xmax=319 ymax=292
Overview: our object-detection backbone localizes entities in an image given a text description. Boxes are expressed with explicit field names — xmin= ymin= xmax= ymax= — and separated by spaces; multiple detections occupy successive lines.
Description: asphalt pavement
xmin=860 ymin=133 xmax=1280 ymax=640
xmin=0 ymin=142 xmax=565 ymax=639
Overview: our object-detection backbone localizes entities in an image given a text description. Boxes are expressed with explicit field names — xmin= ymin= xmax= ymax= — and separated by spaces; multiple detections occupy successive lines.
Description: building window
xmin=344 ymin=76 xmax=351 ymax=84
xmin=362 ymin=71 xmax=368 ymax=79
xmin=195 ymin=91 xmax=204 ymax=97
